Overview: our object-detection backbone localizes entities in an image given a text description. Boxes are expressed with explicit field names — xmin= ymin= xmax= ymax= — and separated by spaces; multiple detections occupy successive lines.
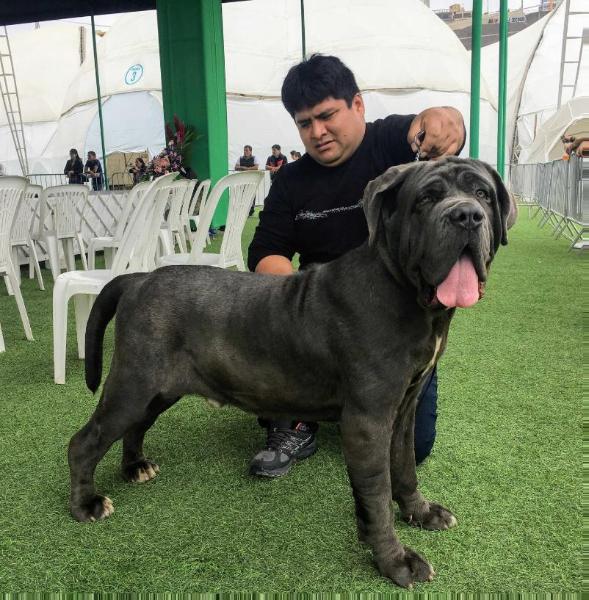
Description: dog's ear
xmin=479 ymin=162 xmax=512 ymax=246
xmin=363 ymin=163 xmax=416 ymax=248
xmin=506 ymin=191 xmax=518 ymax=231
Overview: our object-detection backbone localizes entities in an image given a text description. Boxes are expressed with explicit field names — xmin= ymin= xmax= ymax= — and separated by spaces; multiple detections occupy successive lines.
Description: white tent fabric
xmin=522 ymin=95 xmax=589 ymax=163
xmin=480 ymin=14 xmax=550 ymax=167
xmin=0 ymin=23 xmax=84 ymax=126
xmin=2 ymin=0 xmax=583 ymax=176
xmin=478 ymin=0 xmax=589 ymax=165
xmin=517 ymin=1 xmax=587 ymax=162
xmin=0 ymin=22 xmax=85 ymax=175
xmin=223 ymin=0 xmax=494 ymax=99
xmin=223 ymin=0 xmax=497 ymax=166
xmin=61 ymin=13 xmax=162 ymax=113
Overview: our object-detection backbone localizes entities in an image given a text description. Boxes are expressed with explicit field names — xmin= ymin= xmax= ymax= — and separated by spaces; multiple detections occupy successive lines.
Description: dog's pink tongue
xmin=436 ymin=255 xmax=480 ymax=308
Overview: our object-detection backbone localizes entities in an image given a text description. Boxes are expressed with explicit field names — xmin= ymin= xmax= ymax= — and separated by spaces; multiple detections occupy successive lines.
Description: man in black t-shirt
xmin=84 ymin=151 xmax=104 ymax=191
xmin=265 ymin=144 xmax=288 ymax=181
xmin=247 ymin=54 xmax=466 ymax=478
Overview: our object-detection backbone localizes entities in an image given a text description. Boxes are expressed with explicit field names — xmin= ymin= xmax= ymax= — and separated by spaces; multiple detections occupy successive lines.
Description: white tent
xmin=224 ymin=0 xmax=497 ymax=166
xmin=5 ymin=0 xmax=579 ymax=176
xmin=523 ymin=95 xmax=589 ymax=163
xmin=478 ymin=0 xmax=589 ymax=165
xmin=0 ymin=22 xmax=86 ymax=174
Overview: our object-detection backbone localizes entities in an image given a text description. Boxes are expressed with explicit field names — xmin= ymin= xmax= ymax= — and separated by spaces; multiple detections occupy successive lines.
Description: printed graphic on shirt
xmin=295 ymin=199 xmax=363 ymax=221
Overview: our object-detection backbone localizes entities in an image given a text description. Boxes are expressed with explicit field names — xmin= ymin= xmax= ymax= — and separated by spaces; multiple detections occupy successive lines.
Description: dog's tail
xmin=85 ymin=273 xmax=144 ymax=393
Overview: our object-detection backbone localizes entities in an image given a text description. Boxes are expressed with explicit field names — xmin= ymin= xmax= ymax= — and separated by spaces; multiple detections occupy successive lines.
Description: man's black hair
xmin=281 ymin=54 xmax=360 ymax=119
xmin=272 ymin=144 xmax=281 ymax=151
xmin=244 ymin=144 xmax=253 ymax=152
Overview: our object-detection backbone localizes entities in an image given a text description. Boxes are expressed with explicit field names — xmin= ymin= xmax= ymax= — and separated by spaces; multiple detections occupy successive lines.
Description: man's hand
xmin=407 ymin=107 xmax=465 ymax=160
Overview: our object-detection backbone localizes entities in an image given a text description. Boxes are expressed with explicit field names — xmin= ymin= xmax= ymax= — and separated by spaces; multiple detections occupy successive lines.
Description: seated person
xmin=129 ymin=157 xmax=147 ymax=184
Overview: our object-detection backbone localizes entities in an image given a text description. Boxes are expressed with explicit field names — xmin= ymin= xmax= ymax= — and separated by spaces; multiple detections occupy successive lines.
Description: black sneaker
xmin=249 ymin=422 xmax=317 ymax=478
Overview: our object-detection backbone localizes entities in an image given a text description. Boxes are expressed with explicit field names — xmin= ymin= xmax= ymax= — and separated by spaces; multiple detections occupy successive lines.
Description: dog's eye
xmin=475 ymin=189 xmax=488 ymax=200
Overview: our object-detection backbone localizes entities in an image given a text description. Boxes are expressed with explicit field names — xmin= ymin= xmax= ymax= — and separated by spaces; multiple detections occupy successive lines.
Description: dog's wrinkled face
xmin=363 ymin=157 xmax=512 ymax=309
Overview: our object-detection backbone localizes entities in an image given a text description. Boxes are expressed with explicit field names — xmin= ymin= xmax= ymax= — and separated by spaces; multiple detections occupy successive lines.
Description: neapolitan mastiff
xmin=68 ymin=157 xmax=513 ymax=588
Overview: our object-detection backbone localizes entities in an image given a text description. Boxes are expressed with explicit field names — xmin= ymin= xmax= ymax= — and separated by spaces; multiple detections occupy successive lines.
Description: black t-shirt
xmin=85 ymin=158 xmax=102 ymax=174
xmin=266 ymin=153 xmax=288 ymax=169
xmin=248 ymin=114 xmax=415 ymax=271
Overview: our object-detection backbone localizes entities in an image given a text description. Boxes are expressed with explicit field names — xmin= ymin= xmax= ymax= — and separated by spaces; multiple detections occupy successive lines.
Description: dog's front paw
xmin=377 ymin=545 xmax=435 ymax=588
xmin=70 ymin=495 xmax=114 ymax=522
xmin=122 ymin=459 xmax=160 ymax=483
xmin=403 ymin=502 xmax=457 ymax=530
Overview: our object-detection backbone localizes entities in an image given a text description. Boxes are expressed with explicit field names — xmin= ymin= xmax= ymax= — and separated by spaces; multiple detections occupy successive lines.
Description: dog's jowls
xmin=68 ymin=157 xmax=512 ymax=588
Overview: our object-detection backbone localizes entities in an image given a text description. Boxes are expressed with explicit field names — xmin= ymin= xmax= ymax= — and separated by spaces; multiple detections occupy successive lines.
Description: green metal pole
xmin=497 ymin=0 xmax=509 ymax=178
xmin=300 ymin=0 xmax=306 ymax=59
xmin=157 ymin=0 xmax=228 ymax=227
xmin=91 ymin=15 xmax=108 ymax=189
xmin=469 ymin=0 xmax=483 ymax=159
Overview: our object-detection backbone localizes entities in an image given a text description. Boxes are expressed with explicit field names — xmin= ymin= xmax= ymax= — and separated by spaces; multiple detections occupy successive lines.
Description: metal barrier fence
xmin=26 ymin=173 xmax=129 ymax=191
xmin=509 ymin=155 xmax=587 ymax=249
xmin=109 ymin=171 xmax=134 ymax=190
xmin=26 ymin=173 xmax=68 ymax=188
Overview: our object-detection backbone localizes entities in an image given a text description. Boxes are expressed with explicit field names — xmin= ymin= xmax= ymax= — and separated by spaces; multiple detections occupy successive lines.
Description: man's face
xmin=272 ymin=147 xmax=281 ymax=157
xmin=294 ymin=95 xmax=366 ymax=167
xmin=244 ymin=147 xmax=252 ymax=157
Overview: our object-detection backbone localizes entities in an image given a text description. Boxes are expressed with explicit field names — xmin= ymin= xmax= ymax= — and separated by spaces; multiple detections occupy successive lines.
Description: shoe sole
xmin=250 ymin=443 xmax=317 ymax=478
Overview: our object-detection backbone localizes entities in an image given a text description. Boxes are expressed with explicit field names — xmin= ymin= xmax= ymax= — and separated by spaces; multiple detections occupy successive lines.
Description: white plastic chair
xmin=0 ymin=176 xmax=34 ymax=352
xmin=10 ymin=184 xmax=45 ymax=291
xmin=87 ymin=181 xmax=150 ymax=269
xmin=158 ymin=170 xmax=263 ymax=271
xmin=42 ymin=184 xmax=89 ymax=280
xmin=182 ymin=179 xmax=211 ymax=248
xmin=53 ymin=173 xmax=177 ymax=384
xmin=159 ymin=179 xmax=198 ymax=255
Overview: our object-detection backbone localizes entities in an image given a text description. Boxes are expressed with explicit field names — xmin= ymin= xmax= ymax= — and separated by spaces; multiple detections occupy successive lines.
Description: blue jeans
xmin=414 ymin=368 xmax=438 ymax=465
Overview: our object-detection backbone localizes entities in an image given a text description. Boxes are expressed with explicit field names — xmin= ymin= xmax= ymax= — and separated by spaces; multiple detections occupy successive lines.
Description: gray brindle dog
xmin=68 ymin=157 xmax=512 ymax=588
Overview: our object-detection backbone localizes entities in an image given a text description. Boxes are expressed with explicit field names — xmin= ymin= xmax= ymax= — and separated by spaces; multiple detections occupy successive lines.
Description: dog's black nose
xmin=448 ymin=203 xmax=484 ymax=231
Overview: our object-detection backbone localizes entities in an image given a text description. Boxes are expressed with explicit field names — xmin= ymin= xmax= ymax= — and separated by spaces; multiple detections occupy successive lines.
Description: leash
xmin=414 ymin=129 xmax=426 ymax=161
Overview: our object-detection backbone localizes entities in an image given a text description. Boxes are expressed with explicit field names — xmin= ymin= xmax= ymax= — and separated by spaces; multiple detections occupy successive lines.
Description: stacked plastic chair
xmin=158 ymin=171 xmax=263 ymax=271
xmin=53 ymin=173 xmax=177 ymax=383
xmin=0 ymin=176 xmax=34 ymax=352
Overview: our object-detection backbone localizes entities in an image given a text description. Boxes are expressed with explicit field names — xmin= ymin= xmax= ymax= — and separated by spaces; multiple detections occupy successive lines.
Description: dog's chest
xmin=410 ymin=335 xmax=445 ymax=386
xmin=426 ymin=335 xmax=443 ymax=372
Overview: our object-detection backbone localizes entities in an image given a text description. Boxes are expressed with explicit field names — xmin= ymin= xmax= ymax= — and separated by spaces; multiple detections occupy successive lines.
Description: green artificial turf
xmin=0 ymin=210 xmax=583 ymax=593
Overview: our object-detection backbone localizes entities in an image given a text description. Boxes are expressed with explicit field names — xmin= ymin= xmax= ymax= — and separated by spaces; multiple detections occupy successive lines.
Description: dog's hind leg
xmin=68 ymin=379 xmax=158 ymax=522
xmin=340 ymin=406 xmax=434 ymax=589
xmin=389 ymin=387 xmax=457 ymax=532
xmin=121 ymin=394 xmax=180 ymax=483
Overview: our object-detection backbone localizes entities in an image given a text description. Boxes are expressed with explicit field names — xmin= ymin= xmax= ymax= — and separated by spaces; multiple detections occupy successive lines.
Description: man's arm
xmin=407 ymin=107 xmax=466 ymax=159
xmin=247 ymin=175 xmax=296 ymax=272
